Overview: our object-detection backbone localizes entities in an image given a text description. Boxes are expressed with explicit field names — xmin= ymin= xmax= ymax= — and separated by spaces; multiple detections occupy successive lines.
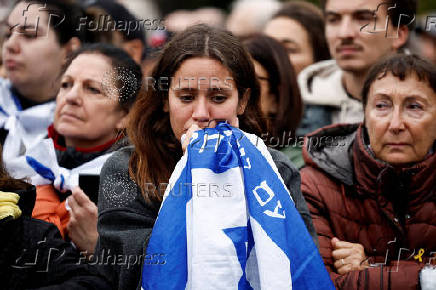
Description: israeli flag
xmin=142 ymin=123 xmax=333 ymax=290
xmin=7 ymin=138 xmax=112 ymax=192
xmin=0 ymin=79 xmax=56 ymax=168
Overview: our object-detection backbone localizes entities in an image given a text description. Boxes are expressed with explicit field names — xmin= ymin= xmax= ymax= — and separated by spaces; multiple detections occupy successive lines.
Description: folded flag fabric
xmin=10 ymin=138 xmax=112 ymax=192
xmin=0 ymin=79 xmax=55 ymax=170
xmin=142 ymin=123 xmax=334 ymax=290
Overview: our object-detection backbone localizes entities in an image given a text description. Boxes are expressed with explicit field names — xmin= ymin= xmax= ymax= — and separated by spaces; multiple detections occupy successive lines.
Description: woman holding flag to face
xmin=96 ymin=24 xmax=333 ymax=290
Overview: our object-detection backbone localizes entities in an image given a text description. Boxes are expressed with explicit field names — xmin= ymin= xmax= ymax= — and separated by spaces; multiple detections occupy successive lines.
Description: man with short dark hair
xmin=298 ymin=0 xmax=416 ymax=131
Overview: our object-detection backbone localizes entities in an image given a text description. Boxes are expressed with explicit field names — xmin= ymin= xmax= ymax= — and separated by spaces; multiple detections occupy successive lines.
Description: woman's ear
xmin=115 ymin=111 xmax=129 ymax=130
xmin=122 ymin=39 xmax=144 ymax=64
xmin=237 ymin=89 xmax=250 ymax=115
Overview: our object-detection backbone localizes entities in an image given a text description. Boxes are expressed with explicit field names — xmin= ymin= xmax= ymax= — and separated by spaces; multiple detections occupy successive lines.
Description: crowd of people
xmin=0 ymin=0 xmax=434 ymax=289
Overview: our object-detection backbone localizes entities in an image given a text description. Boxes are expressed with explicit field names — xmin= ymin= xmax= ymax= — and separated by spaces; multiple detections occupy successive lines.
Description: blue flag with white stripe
xmin=142 ymin=123 xmax=333 ymax=289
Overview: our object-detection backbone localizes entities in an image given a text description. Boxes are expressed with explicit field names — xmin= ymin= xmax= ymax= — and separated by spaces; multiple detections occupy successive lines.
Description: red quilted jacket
xmin=301 ymin=123 xmax=436 ymax=290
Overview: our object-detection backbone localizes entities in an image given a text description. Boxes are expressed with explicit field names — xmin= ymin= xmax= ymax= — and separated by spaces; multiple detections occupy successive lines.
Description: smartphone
xmin=78 ymin=174 xmax=100 ymax=204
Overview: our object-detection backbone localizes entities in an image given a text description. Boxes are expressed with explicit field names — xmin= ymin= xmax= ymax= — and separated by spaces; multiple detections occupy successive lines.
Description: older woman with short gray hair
xmin=301 ymin=54 xmax=436 ymax=289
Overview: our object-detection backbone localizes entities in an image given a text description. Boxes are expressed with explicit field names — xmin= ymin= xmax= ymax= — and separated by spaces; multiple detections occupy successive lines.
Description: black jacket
xmin=0 ymin=186 xmax=111 ymax=290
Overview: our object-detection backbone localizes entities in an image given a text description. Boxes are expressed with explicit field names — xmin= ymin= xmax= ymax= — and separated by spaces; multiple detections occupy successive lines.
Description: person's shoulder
xmin=0 ymin=78 xmax=11 ymax=97
xmin=100 ymin=145 xmax=135 ymax=190
xmin=103 ymin=146 xmax=134 ymax=171
xmin=300 ymin=164 xmax=342 ymax=193
xmin=112 ymin=145 xmax=134 ymax=159
xmin=267 ymin=147 xmax=299 ymax=176
xmin=0 ymin=77 xmax=11 ymax=87
xmin=298 ymin=59 xmax=345 ymax=106
xmin=268 ymin=147 xmax=296 ymax=167
xmin=279 ymin=146 xmax=305 ymax=169
xmin=20 ymin=216 xmax=65 ymax=245
xmin=298 ymin=59 xmax=339 ymax=85
xmin=99 ymin=145 xmax=141 ymax=210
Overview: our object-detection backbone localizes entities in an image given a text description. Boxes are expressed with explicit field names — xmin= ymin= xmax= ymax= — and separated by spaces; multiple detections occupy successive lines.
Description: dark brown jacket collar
xmin=304 ymin=123 xmax=436 ymax=202
xmin=353 ymin=124 xmax=436 ymax=203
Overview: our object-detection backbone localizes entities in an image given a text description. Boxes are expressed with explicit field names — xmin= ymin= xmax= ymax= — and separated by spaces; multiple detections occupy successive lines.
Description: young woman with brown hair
xmin=96 ymin=24 xmax=317 ymax=289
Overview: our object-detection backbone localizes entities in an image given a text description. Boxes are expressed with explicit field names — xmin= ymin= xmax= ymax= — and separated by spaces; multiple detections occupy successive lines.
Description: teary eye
xmin=211 ymin=95 xmax=227 ymax=103
xmin=179 ymin=95 xmax=194 ymax=102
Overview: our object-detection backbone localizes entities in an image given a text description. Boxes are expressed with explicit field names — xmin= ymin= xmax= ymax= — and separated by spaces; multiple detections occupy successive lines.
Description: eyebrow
xmin=256 ymin=75 xmax=269 ymax=80
xmin=325 ymin=9 xmax=374 ymax=16
xmin=373 ymin=93 xmax=391 ymax=99
xmin=174 ymin=87 xmax=196 ymax=92
xmin=373 ymin=93 xmax=429 ymax=103
xmin=62 ymin=75 xmax=102 ymax=85
xmin=404 ymin=95 xmax=429 ymax=103
xmin=280 ymin=38 xmax=298 ymax=46
xmin=354 ymin=9 xmax=375 ymax=14
xmin=174 ymin=87 xmax=230 ymax=92
xmin=325 ymin=11 xmax=340 ymax=17
xmin=8 ymin=23 xmax=40 ymax=32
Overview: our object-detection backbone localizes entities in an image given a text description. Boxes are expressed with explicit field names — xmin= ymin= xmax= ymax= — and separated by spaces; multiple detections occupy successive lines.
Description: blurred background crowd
xmin=0 ymin=0 xmax=435 ymax=73
xmin=0 ymin=0 xmax=435 ymax=289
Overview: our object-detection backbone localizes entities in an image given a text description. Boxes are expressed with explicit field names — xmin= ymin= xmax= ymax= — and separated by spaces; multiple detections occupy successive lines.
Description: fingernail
xmin=65 ymin=198 xmax=71 ymax=211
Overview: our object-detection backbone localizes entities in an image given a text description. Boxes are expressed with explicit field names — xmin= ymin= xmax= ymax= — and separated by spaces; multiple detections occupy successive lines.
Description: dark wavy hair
xmin=272 ymin=1 xmax=331 ymax=62
xmin=128 ymin=24 xmax=266 ymax=203
xmin=243 ymin=34 xmax=303 ymax=141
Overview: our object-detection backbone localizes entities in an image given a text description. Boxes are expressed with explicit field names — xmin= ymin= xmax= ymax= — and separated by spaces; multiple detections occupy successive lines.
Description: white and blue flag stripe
xmin=142 ymin=123 xmax=333 ymax=290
